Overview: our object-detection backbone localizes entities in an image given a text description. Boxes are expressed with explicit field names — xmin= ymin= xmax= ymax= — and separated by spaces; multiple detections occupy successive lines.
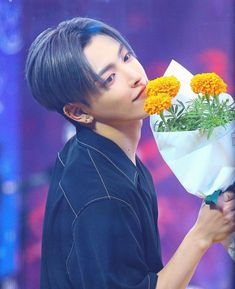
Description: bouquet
xmin=144 ymin=60 xmax=235 ymax=259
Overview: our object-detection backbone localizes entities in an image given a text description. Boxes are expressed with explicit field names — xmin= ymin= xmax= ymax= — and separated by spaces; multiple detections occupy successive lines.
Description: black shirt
xmin=40 ymin=126 xmax=163 ymax=289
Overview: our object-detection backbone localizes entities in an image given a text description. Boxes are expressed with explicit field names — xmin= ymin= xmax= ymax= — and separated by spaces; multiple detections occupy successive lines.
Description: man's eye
xmin=124 ymin=52 xmax=132 ymax=62
xmin=103 ymin=73 xmax=115 ymax=87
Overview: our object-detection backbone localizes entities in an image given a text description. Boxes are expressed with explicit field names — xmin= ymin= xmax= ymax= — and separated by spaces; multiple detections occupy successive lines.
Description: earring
xmin=85 ymin=115 xmax=94 ymax=123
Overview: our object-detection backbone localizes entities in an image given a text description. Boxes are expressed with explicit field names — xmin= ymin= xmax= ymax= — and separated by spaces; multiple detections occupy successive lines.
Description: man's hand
xmin=217 ymin=191 xmax=235 ymax=248
xmin=217 ymin=191 xmax=235 ymax=214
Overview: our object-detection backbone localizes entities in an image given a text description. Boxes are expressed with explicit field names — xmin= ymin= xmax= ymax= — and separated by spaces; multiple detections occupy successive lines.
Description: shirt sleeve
xmin=69 ymin=198 xmax=158 ymax=289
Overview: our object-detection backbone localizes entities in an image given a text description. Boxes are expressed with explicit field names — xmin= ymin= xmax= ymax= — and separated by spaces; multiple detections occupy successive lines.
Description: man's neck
xmin=94 ymin=120 xmax=143 ymax=165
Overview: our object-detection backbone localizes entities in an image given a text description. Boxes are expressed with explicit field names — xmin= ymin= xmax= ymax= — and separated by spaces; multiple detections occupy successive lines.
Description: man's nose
xmin=129 ymin=70 xmax=145 ymax=88
xmin=121 ymin=64 xmax=145 ymax=87
xmin=131 ymin=76 xmax=144 ymax=88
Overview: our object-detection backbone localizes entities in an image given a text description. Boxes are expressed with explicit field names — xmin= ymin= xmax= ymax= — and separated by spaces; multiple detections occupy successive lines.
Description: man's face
xmin=83 ymin=34 xmax=149 ymax=126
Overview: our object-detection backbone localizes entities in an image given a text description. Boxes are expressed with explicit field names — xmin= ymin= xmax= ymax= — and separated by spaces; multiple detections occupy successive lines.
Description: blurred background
xmin=0 ymin=0 xmax=234 ymax=288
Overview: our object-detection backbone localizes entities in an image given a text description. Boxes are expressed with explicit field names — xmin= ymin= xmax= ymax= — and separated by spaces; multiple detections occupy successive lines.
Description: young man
xmin=25 ymin=17 xmax=235 ymax=289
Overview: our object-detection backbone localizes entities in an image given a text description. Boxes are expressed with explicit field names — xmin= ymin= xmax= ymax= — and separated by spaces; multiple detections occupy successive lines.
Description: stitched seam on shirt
xmin=75 ymin=196 xmax=112 ymax=217
xmin=110 ymin=196 xmax=142 ymax=230
xmin=87 ymin=149 xmax=111 ymax=199
xmin=59 ymin=182 xmax=77 ymax=217
xmin=65 ymin=214 xmax=79 ymax=285
xmin=75 ymin=196 xmax=142 ymax=231
xmin=127 ymin=226 xmax=143 ymax=252
xmin=76 ymin=138 xmax=135 ymax=186
xmin=134 ymin=171 xmax=138 ymax=186
xmin=69 ymin=197 xmax=143 ymax=282
xmin=57 ymin=152 xmax=65 ymax=167
xmin=65 ymin=241 xmax=74 ymax=281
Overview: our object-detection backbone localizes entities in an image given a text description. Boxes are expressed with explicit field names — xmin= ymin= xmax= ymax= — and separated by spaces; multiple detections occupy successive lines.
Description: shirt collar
xmin=75 ymin=126 xmax=138 ymax=186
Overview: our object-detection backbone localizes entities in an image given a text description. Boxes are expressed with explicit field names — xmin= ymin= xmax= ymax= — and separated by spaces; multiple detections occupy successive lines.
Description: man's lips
xmin=132 ymin=87 xmax=146 ymax=102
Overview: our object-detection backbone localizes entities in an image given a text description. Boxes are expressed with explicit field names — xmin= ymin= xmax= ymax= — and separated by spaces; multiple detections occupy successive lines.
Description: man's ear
xmin=63 ymin=103 xmax=94 ymax=124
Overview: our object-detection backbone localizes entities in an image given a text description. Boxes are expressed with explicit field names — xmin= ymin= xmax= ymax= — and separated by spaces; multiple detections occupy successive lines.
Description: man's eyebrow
xmin=97 ymin=44 xmax=124 ymax=77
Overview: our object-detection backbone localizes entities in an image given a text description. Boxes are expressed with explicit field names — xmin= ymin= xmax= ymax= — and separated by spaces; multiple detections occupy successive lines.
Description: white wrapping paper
xmin=150 ymin=60 xmax=235 ymax=260
xmin=150 ymin=60 xmax=235 ymax=197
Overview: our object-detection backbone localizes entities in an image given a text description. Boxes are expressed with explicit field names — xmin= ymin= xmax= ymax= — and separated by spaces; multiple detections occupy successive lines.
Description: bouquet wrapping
xmin=149 ymin=60 xmax=235 ymax=259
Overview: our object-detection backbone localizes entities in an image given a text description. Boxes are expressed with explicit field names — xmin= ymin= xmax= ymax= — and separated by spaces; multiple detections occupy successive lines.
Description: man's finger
xmin=223 ymin=191 xmax=235 ymax=202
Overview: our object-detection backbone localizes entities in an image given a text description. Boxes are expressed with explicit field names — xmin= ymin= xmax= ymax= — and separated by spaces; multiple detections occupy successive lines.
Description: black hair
xmin=25 ymin=17 xmax=135 ymax=121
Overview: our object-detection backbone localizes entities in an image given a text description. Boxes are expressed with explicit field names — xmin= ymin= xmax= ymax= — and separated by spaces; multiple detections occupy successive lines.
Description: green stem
xmin=205 ymin=93 xmax=212 ymax=113
xmin=205 ymin=93 xmax=210 ymax=103
xmin=160 ymin=111 xmax=168 ymax=131
xmin=214 ymin=94 xmax=220 ymax=106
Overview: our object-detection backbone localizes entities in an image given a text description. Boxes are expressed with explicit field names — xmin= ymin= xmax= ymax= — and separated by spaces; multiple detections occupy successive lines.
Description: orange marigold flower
xmin=146 ymin=76 xmax=180 ymax=98
xmin=144 ymin=93 xmax=172 ymax=115
xmin=190 ymin=72 xmax=227 ymax=96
